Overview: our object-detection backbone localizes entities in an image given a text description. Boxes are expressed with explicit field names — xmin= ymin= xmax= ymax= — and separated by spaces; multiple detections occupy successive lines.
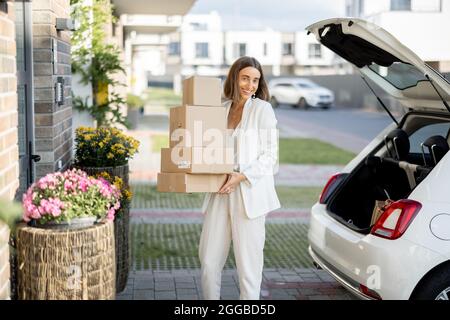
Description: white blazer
xmin=201 ymin=97 xmax=281 ymax=219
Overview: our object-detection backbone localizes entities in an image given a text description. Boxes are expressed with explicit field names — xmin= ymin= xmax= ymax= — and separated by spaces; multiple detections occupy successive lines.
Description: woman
xmin=199 ymin=56 xmax=280 ymax=300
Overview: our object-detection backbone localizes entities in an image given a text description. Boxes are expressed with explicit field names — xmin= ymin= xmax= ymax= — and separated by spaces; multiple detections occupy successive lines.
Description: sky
xmin=189 ymin=0 xmax=346 ymax=32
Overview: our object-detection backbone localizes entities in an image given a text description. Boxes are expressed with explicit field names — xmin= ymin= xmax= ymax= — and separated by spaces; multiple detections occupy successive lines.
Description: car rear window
xmin=409 ymin=122 xmax=450 ymax=153
xmin=368 ymin=62 xmax=428 ymax=90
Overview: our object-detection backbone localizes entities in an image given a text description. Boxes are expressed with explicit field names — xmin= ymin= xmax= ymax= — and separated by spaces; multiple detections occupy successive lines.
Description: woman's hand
xmin=218 ymin=172 xmax=247 ymax=194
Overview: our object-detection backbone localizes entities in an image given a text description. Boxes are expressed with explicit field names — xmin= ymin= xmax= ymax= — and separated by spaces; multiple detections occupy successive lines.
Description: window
xmin=412 ymin=0 xmax=441 ymax=12
xmin=391 ymin=0 xmax=411 ymax=11
xmin=358 ymin=0 xmax=365 ymax=15
xmin=409 ymin=122 xmax=450 ymax=153
xmin=195 ymin=42 xmax=209 ymax=58
xmin=282 ymin=43 xmax=293 ymax=55
xmin=263 ymin=43 xmax=268 ymax=56
xmin=308 ymin=43 xmax=322 ymax=59
xmin=368 ymin=62 xmax=427 ymax=90
xmin=190 ymin=22 xmax=207 ymax=31
xmin=168 ymin=42 xmax=180 ymax=56
xmin=233 ymin=43 xmax=246 ymax=58
xmin=275 ymin=83 xmax=294 ymax=88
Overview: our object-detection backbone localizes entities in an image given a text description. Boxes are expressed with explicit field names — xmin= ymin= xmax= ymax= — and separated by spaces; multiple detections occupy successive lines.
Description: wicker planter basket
xmin=0 ymin=221 xmax=10 ymax=300
xmin=16 ymin=221 xmax=115 ymax=300
xmin=114 ymin=205 xmax=130 ymax=293
xmin=72 ymin=164 xmax=129 ymax=188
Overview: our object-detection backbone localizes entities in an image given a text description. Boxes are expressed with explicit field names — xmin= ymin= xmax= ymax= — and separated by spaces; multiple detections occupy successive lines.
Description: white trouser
xmin=199 ymin=184 xmax=266 ymax=300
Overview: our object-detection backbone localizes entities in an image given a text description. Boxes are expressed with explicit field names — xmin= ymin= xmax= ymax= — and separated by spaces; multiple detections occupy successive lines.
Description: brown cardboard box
xmin=182 ymin=76 xmax=222 ymax=107
xmin=161 ymin=147 xmax=234 ymax=173
xmin=169 ymin=105 xmax=227 ymax=147
xmin=157 ymin=172 xmax=228 ymax=193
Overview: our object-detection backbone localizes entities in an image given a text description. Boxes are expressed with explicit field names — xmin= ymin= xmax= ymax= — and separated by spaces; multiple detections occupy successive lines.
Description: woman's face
xmin=238 ymin=66 xmax=260 ymax=101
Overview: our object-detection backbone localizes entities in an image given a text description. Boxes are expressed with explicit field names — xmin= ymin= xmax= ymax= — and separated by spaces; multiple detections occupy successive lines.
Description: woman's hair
xmin=223 ymin=56 xmax=270 ymax=103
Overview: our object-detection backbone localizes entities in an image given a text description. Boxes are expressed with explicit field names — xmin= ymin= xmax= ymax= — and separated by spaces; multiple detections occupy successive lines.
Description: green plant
xmin=75 ymin=126 xmax=140 ymax=167
xmin=0 ymin=198 xmax=22 ymax=231
xmin=71 ymin=0 xmax=128 ymax=127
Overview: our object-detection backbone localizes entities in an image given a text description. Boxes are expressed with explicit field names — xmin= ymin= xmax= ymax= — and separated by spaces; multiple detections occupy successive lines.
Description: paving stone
xmin=155 ymin=291 xmax=177 ymax=300
xmin=133 ymin=290 xmax=155 ymax=300
xmin=174 ymin=276 xmax=196 ymax=283
xmin=155 ymin=282 xmax=176 ymax=291
xmin=178 ymin=295 xmax=199 ymax=300
xmin=134 ymin=279 xmax=154 ymax=290
xmin=175 ymin=282 xmax=196 ymax=289
xmin=176 ymin=288 xmax=198 ymax=296
xmin=283 ymin=275 xmax=302 ymax=282
xmin=116 ymin=294 xmax=133 ymax=300
xmin=308 ymin=295 xmax=331 ymax=300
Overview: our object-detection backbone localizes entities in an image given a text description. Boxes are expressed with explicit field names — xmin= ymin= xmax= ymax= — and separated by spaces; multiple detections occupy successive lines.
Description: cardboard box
xmin=157 ymin=172 xmax=228 ymax=193
xmin=169 ymin=105 xmax=227 ymax=147
xmin=182 ymin=76 xmax=222 ymax=107
xmin=161 ymin=147 xmax=234 ymax=173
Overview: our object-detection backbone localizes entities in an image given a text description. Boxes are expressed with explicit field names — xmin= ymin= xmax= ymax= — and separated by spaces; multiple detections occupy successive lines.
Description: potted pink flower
xmin=22 ymin=168 xmax=121 ymax=229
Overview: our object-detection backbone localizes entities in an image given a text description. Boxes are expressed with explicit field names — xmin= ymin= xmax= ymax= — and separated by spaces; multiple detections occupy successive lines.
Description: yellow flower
xmin=107 ymin=153 xmax=114 ymax=159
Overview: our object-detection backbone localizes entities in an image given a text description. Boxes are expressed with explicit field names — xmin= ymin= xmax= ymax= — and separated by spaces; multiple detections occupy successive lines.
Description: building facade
xmin=346 ymin=0 xmax=450 ymax=72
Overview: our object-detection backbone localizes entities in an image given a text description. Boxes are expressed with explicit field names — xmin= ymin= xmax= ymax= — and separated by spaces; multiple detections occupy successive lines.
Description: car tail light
xmin=370 ymin=199 xmax=422 ymax=240
xmin=359 ymin=284 xmax=382 ymax=300
xmin=319 ymin=173 xmax=345 ymax=204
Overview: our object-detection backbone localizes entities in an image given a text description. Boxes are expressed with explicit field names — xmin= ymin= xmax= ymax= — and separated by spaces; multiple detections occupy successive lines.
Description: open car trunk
xmin=327 ymin=157 xmax=413 ymax=232
xmin=325 ymin=111 xmax=450 ymax=233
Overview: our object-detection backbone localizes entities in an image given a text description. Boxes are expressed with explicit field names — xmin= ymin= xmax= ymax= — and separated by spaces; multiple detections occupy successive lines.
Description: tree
xmin=70 ymin=0 xmax=129 ymax=127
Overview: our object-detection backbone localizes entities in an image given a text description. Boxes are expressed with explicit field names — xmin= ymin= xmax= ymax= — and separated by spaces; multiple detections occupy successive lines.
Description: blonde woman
xmin=199 ymin=56 xmax=280 ymax=300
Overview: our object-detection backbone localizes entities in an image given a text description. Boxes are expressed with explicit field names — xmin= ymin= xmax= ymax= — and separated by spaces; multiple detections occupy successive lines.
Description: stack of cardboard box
xmin=157 ymin=76 xmax=233 ymax=193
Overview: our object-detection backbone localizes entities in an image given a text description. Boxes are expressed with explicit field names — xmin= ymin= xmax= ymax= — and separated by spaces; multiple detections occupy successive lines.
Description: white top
xmin=202 ymin=98 xmax=281 ymax=219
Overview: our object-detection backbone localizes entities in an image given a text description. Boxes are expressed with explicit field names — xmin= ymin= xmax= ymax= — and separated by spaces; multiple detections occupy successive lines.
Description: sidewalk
xmin=116 ymin=268 xmax=355 ymax=300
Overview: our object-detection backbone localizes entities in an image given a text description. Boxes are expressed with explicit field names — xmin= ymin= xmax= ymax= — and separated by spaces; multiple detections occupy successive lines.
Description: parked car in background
xmin=269 ymin=77 xmax=334 ymax=109
xmin=306 ymin=18 xmax=450 ymax=300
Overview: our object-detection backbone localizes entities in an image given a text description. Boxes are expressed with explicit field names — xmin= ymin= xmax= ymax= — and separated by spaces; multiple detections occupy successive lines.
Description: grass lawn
xmin=131 ymin=184 xmax=322 ymax=209
xmin=143 ymin=87 xmax=181 ymax=107
xmin=151 ymin=134 xmax=169 ymax=152
xmin=279 ymin=138 xmax=355 ymax=165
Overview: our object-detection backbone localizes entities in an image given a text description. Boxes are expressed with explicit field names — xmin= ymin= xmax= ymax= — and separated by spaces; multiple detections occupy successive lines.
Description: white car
xmin=307 ymin=18 xmax=450 ymax=300
xmin=269 ymin=78 xmax=334 ymax=109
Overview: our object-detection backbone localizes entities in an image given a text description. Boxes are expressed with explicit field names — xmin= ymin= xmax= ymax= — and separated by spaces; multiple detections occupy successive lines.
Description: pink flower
xmin=107 ymin=208 xmax=115 ymax=220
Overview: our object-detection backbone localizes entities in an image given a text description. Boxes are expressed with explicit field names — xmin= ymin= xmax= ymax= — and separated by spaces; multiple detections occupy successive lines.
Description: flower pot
xmin=72 ymin=164 xmax=129 ymax=188
xmin=32 ymin=216 xmax=97 ymax=230
xmin=16 ymin=221 xmax=116 ymax=300
xmin=114 ymin=205 xmax=130 ymax=293
xmin=127 ymin=108 xmax=140 ymax=130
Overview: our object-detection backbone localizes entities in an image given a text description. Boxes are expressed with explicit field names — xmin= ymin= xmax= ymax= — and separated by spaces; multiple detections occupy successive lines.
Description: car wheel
xmin=270 ymin=96 xmax=279 ymax=108
xmin=298 ymin=97 xmax=309 ymax=109
xmin=410 ymin=264 xmax=450 ymax=300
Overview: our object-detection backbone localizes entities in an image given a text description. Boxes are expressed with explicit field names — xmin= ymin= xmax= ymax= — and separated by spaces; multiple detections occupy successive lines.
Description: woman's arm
xmin=241 ymin=104 xmax=279 ymax=187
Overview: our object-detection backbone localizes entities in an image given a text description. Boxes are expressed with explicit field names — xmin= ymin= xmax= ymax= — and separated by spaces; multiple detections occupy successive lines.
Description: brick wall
xmin=33 ymin=0 xmax=72 ymax=179
xmin=0 ymin=2 xmax=19 ymax=201
xmin=0 ymin=1 xmax=16 ymax=300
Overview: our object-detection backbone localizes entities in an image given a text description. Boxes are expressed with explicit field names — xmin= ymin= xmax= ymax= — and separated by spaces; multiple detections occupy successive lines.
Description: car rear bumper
xmin=308 ymin=203 xmax=444 ymax=300
xmin=309 ymin=246 xmax=374 ymax=300
xmin=310 ymin=101 xmax=333 ymax=108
